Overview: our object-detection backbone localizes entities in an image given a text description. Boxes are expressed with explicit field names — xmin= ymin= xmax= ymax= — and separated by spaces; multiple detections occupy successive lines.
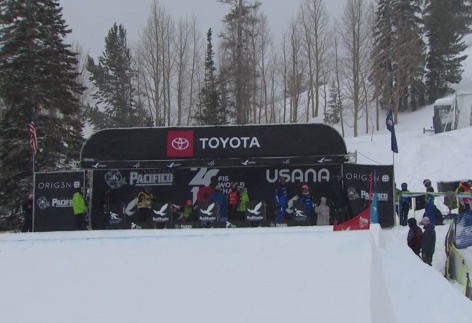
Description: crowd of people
xmin=401 ymin=178 xmax=472 ymax=267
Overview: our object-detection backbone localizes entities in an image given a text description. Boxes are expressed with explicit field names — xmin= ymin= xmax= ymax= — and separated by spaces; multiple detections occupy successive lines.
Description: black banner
xmin=34 ymin=171 xmax=85 ymax=231
xmin=91 ymin=165 xmax=341 ymax=229
xmin=343 ymin=164 xmax=395 ymax=228
xmin=81 ymin=124 xmax=348 ymax=168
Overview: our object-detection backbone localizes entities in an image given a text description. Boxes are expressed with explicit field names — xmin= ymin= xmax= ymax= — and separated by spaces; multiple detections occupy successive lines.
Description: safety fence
xmin=445 ymin=222 xmax=472 ymax=300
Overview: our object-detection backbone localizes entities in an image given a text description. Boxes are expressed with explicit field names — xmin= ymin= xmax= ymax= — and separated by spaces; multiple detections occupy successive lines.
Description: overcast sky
xmin=60 ymin=0 xmax=348 ymax=58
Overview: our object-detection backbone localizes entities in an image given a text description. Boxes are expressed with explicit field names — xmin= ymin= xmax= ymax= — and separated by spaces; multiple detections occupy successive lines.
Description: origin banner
xmin=33 ymin=171 xmax=85 ymax=231
xmin=343 ymin=164 xmax=395 ymax=228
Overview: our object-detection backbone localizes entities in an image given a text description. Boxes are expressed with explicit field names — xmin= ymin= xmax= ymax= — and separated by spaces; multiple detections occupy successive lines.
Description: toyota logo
xmin=171 ymin=138 xmax=190 ymax=150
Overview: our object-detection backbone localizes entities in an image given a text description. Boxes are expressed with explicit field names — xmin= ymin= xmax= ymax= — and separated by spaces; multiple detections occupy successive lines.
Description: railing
xmin=445 ymin=222 xmax=472 ymax=300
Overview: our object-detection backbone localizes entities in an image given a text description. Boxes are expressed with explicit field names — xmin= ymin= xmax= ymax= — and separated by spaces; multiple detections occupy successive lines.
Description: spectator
xmin=329 ymin=175 xmax=348 ymax=223
xmin=172 ymin=200 xmax=196 ymax=223
xmin=423 ymin=179 xmax=435 ymax=225
xmin=399 ymin=182 xmax=412 ymax=226
xmin=210 ymin=185 xmax=228 ymax=222
xmin=21 ymin=193 xmax=33 ymax=232
xmin=72 ymin=187 xmax=87 ymax=230
xmin=407 ymin=218 xmax=422 ymax=256
xmin=456 ymin=180 xmax=472 ymax=213
xmin=395 ymin=182 xmax=401 ymax=217
xmin=274 ymin=177 xmax=288 ymax=223
xmin=237 ymin=187 xmax=250 ymax=221
xmin=136 ymin=186 xmax=154 ymax=222
xmin=227 ymin=183 xmax=240 ymax=221
xmin=420 ymin=216 xmax=436 ymax=266
xmin=298 ymin=184 xmax=315 ymax=223
xmin=315 ymin=197 xmax=330 ymax=226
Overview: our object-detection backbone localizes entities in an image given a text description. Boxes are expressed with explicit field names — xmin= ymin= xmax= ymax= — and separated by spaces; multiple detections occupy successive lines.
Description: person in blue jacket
xmin=298 ymin=184 xmax=315 ymax=223
xmin=274 ymin=177 xmax=288 ymax=222
xmin=423 ymin=179 xmax=435 ymax=225
xmin=399 ymin=182 xmax=412 ymax=226
xmin=210 ymin=185 xmax=228 ymax=222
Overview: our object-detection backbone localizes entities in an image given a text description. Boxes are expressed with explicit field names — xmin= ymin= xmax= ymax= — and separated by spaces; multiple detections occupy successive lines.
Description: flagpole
xmin=392 ymin=151 xmax=396 ymax=226
xmin=32 ymin=152 xmax=35 ymax=232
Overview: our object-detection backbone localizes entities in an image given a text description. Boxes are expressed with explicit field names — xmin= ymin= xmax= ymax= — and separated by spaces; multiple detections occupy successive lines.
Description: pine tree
xmin=194 ymin=29 xmax=226 ymax=125
xmin=371 ymin=0 xmax=395 ymax=110
xmin=324 ymin=81 xmax=342 ymax=125
xmin=424 ymin=0 xmax=471 ymax=103
xmin=372 ymin=0 xmax=426 ymax=121
xmin=0 ymin=0 xmax=84 ymax=210
xmin=86 ymin=23 xmax=149 ymax=129
xmin=395 ymin=0 xmax=425 ymax=112
xmin=218 ymin=0 xmax=261 ymax=124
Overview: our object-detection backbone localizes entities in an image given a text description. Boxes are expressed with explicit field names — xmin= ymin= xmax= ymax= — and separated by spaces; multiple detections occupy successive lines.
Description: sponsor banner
xmin=343 ymin=164 xmax=394 ymax=228
xmin=245 ymin=201 xmax=265 ymax=222
xmin=81 ymin=155 xmax=347 ymax=170
xmin=291 ymin=200 xmax=309 ymax=221
xmin=81 ymin=124 xmax=347 ymax=165
xmin=455 ymin=211 xmax=472 ymax=249
xmin=34 ymin=171 xmax=85 ymax=231
xmin=333 ymin=208 xmax=370 ymax=231
xmin=90 ymin=165 xmax=340 ymax=229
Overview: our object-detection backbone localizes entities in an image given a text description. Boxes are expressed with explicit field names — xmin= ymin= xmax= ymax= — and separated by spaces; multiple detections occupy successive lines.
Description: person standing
xmin=456 ymin=180 xmax=472 ymax=213
xmin=407 ymin=218 xmax=422 ymax=256
xmin=423 ymin=179 xmax=435 ymax=226
xmin=227 ymin=183 xmax=240 ymax=222
xmin=329 ymin=175 xmax=348 ymax=223
xmin=298 ymin=184 xmax=315 ymax=223
xmin=210 ymin=185 xmax=228 ymax=222
xmin=274 ymin=177 xmax=288 ymax=222
xmin=237 ymin=187 xmax=250 ymax=221
xmin=136 ymin=186 xmax=153 ymax=222
xmin=399 ymin=183 xmax=412 ymax=226
xmin=72 ymin=187 xmax=87 ymax=230
xmin=315 ymin=197 xmax=330 ymax=226
xmin=21 ymin=193 xmax=33 ymax=232
xmin=420 ymin=216 xmax=436 ymax=266
xmin=172 ymin=200 xmax=196 ymax=223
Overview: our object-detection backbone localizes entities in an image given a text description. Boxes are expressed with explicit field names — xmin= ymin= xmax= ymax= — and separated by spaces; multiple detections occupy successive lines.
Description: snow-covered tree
xmin=0 ymin=0 xmax=84 ymax=210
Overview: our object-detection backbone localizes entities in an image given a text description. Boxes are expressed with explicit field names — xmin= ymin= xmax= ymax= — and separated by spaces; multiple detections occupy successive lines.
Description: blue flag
xmin=386 ymin=109 xmax=398 ymax=153
xmin=370 ymin=170 xmax=379 ymax=224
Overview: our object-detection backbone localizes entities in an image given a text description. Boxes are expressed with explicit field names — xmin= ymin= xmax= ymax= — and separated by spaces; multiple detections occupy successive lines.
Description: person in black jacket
xmin=407 ymin=218 xmax=422 ymax=256
xmin=22 ymin=193 xmax=33 ymax=232
xmin=420 ymin=216 xmax=436 ymax=266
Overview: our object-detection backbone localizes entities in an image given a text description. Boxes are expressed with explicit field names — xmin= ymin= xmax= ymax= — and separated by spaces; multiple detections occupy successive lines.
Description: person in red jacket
xmin=407 ymin=218 xmax=422 ymax=256
xmin=227 ymin=183 xmax=240 ymax=221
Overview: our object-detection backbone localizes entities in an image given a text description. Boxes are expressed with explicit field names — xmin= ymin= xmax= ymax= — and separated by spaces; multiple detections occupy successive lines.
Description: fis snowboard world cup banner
xmin=90 ymin=165 xmax=341 ymax=229
xmin=33 ymin=171 xmax=85 ymax=231
xmin=343 ymin=164 xmax=394 ymax=228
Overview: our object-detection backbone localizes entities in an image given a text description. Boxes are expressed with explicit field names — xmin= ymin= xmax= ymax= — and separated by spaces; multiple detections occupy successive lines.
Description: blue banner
xmin=370 ymin=170 xmax=379 ymax=224
xmin=386 ymin=110 xmax=398 ymax=153
xmin=454 ymin=211 xmax=472 ymax=249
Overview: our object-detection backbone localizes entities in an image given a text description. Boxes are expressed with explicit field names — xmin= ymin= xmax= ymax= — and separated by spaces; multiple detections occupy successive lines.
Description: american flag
xmin=28 ymin=113 xmax=37 ymax=154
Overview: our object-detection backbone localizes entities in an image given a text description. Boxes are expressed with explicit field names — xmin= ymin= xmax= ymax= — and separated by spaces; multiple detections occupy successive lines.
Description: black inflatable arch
xmin=80 ymin=124 xmax=349 ymax=169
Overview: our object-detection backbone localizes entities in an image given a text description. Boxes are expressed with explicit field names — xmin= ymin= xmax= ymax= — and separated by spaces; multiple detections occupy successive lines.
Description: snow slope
xmin=1 ymin=226 xmax=471 ymax=323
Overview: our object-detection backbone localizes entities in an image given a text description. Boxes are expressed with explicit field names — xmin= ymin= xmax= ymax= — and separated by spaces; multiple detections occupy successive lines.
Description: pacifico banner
xmin=33 ymin=171 xmax=85 ymax=231
xmin=90 ymin=165 xmax=341 ymax=229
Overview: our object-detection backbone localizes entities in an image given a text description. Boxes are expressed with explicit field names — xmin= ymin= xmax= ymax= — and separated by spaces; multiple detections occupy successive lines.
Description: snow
xmin=0 ymin=224 xmax=471 ymax=323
